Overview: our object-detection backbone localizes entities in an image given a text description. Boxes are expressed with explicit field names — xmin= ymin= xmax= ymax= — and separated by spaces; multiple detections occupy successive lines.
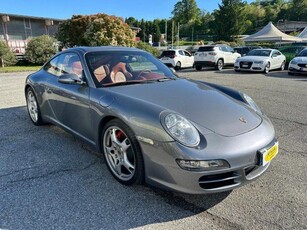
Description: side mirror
xmin=58 ymin=73 xmax=86 ymax=85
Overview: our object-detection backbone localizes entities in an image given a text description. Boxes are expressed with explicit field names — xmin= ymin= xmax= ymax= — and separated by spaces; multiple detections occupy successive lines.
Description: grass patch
xmin=0 ymin=66 xmax=41 ymax=73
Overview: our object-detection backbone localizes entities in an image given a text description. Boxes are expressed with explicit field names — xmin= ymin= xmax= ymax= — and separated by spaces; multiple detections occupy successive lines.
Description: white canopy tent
xmin=298 ymin=27 xmax=307 ymax=41
xmin=244 ymin=22 xmax=302 ymax=42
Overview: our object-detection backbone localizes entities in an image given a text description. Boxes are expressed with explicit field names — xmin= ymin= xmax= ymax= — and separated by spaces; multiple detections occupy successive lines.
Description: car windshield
xmin=85 ymin=51 xmax=177 ymax=87
xmin=297 ymin=49 xmax=307 ymax=57
xmin=246 ymin=49 xmax=271 ymax=57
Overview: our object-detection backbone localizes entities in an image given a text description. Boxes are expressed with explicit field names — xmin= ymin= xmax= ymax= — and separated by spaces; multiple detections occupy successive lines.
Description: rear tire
xmin=175 ymin=61 xmax=181 ymax=70
xmin=234 ymin=69 xmax=240 ymax=72
xmin=195 ymin=65 xmax=202 ymax=71
xmin=26 ymin=87 xmax=44 ymax=126
xmin=215 ymin=59 xmax=224 ymax=71
xmin=280 ymin=61 xmax=285 ymax=71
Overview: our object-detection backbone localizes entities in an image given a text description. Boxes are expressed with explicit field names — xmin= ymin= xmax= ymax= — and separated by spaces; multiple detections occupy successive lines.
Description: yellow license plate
xmin=261 ymin=142 xmax=279 ymax=166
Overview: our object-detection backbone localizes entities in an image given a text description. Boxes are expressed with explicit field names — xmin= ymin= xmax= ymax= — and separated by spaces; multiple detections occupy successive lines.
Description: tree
xmin=152 ymin=20 xmax=161 ymax=42
xmin=136 ymin=42 xmax=160 ymax=57
xmin=25 ymin=35 xmax=57 ymax=65
xmin=0 ymin=40 xmax=17 ymax=67
xmin=213 ymin=0 xmax=246 ymax=41
xmin=289 ymin=0 xmax=307 ymax=21
xmin=57 ymin=14 xmax=135 ymax=47
xmin=172 ymin=0 xmax=201 ymax=24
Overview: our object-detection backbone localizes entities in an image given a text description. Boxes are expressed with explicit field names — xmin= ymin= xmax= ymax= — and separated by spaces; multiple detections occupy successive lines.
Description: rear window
xmin=197 ymin=46 xmax=215 ymax=52
xmin=161 ymin=51 xmax=175 ymax=57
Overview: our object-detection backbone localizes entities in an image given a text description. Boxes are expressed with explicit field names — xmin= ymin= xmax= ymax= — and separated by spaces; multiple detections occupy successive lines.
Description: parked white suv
xmin=160 ymin=49 xmax=194 ymax=70
xmin=194 ymin=44 xmax=241 ymax=71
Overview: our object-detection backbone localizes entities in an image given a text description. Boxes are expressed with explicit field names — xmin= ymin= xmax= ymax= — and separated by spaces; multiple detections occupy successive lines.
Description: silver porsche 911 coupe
xmin=25 ymin=47 xmax=278 ymax=194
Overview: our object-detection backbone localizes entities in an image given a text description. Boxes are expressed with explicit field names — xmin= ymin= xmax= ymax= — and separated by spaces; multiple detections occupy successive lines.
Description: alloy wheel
xmin=27 ymin=90 xmax=38 ymax=123
xmin=103 ymin=126 xmax=136 ymax=181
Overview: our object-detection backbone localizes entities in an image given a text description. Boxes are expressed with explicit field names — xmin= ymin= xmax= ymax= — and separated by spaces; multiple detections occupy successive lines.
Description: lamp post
xmin=177 ymin=22 xmax=180 ymax=48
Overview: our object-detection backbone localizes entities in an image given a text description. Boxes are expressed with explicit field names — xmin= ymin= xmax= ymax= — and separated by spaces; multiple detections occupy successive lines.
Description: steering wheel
xmin=137 ymin=69 xmax=152 ymax=79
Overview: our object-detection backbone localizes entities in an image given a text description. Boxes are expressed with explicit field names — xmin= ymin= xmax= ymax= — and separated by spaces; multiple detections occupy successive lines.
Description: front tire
xmin=215 ymin=59 xmax=224 ymax=71
xmin=195 ymin=65 xmax=202 ymax=71
xmin=26 ymin=87 xmax=44 ymax=126
xmin=264 ymin=62 xmax=270 ymax=74
xmin=102 ymin=119 xmax=145 ymax=185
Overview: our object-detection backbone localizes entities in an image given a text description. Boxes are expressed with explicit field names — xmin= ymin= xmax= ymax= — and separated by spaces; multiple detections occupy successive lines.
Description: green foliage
xmin=172 ymin=0 xmax=201 ymax=24
xmin=0 ymin=66 xmax=40 ymax=73
xmin=57 ymin=14 xmax=135 ymax=47
xmin=0 ymin=40 xmax=17 ymax=67
xmin=289 ymin=0 xmax=307 ymax=21
xmin=25 ymin=35 xmax=57 ymax=65
xmin=136 ymin=42 xmax=160 ymax=57
xmin=213 ymin=0 xmax=246 ymax=41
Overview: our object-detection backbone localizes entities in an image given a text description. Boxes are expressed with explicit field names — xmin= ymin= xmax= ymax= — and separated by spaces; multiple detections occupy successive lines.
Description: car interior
xmin=89 ymin=53 xmax=169 ymax=86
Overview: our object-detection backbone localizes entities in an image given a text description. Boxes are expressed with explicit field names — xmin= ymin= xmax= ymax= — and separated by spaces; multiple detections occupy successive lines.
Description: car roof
xmin=63 ymin=46 xmax=143 ymax=54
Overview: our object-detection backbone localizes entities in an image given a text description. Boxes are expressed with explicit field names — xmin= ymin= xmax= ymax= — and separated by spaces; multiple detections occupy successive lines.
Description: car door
xmin=271 ymin=51 xmax=283 ymax=69
xmin=184 ymin=50 xmax=194 ymax=67
xmin=45 ymin=52 xmax=93 ymax=141
xmin=178 ymin=50 xmax=186 ymax=67
xmin=221 ymin=46 xmax=233 ymax=64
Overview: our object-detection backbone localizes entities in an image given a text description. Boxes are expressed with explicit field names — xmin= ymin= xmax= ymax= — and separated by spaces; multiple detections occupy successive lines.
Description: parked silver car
xmin=288 ymin=48 xmax=307 ymax=75
xmin=234 ymin=49 xmax=286 ymax=73
xmin=25 ymin=47 xmax=278 ymax=194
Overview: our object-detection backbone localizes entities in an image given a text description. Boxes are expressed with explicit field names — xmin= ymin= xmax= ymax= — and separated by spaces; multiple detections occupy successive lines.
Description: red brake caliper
xmin=116 ymin=130 xmax=125 ymax=142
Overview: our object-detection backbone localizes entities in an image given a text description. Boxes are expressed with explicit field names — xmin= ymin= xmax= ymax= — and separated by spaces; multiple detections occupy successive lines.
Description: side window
xmin=221 ymin=46 xmax=229 ymax=52
xmin=57 ymin=53 xmax=83 ymax=78
xmin=184 ymin=51 xmax=191 ymax=56
xmin=179 ymin=50 xmax=185 ymax=56
xmin=227 ymin=46 xmax=234 ymax=53
xmin=44 ymin=56 xmax=61 ymax=76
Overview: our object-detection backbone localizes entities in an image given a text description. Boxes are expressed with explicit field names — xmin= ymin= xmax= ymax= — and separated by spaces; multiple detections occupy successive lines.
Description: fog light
xmin=176 ymin=159 xmax=230 ymax=171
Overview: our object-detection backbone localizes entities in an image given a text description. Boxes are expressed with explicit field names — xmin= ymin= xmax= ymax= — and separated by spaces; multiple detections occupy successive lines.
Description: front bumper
xmin=140 ymin=117 xmax=276 ymax=194
xmin=234 ymin=61 xmax=265 ymax=72
xmin=288 ymin=63 xmax=307 ymax=74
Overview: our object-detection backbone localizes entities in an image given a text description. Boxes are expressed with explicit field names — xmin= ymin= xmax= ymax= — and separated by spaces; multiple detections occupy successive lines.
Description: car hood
xmin=238 ymin=56 xmax=269 ymax=62
xmin=292 ymin=56 xmax=307 ymax=62
xmin=107 ymin=79 xmax=262 ymax=137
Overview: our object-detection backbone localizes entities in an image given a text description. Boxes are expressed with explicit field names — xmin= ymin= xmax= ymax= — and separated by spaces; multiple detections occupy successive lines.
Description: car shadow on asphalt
xmin=0 ymin=106 xmax=231 ymax=229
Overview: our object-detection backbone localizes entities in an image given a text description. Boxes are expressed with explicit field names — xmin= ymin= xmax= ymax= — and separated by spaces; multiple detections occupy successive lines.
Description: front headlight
xmin=290 ymin=59 xmax=297 ymax=65
xmin=162 ymin=113 xmax=200 ymax=147
xmin=242 ymin=93 xmax=262 ymax=114
xmin=254 ymin=61 xmax=264 ymax=64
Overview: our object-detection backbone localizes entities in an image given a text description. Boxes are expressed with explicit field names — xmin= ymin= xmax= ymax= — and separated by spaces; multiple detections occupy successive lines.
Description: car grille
xmin=297 ymin=64 xmax=307 ymax=68
xmin=198 ymin=172 xmax=241 ymax=190
xmin=240 ymin=61 xmax=253 ymax=69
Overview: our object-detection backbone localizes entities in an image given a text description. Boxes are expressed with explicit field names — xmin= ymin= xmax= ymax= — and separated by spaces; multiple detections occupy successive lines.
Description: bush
xmin=136 ymin=42 xmax=160 ymax=57
xmin=57 ymin=14 xmax=135 ymax=47
xmin=25 ymin=35 xmax=57 ymax=65
xmin=0 ymin=40 xmax=17 ymax=67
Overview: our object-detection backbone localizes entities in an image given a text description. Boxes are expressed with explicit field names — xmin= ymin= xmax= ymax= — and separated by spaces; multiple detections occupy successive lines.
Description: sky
xmin=0 ymin=0 xmax=254 ymax=21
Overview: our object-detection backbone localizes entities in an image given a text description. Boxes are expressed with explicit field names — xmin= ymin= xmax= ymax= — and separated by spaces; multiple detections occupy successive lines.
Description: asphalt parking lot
xmin=0 ymin=69 xmax=306 ymax=230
